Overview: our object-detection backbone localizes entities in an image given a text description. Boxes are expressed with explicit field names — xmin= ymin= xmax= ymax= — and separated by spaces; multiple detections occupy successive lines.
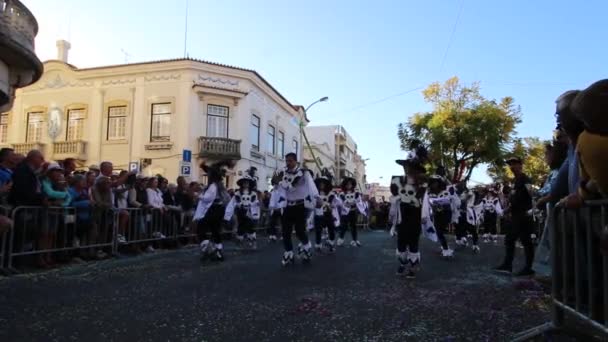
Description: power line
xmin=347 ymin=86 xmax=423 ymax=112
xmin=439 ymin=0 xmax=465 ymax=74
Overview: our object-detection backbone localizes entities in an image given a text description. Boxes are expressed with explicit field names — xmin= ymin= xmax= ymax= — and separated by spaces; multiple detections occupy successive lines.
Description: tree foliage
xmin=487 ymin=137 xmax=550 ymax=186
xmin=397 ymin=77 xmax=522 ymax=182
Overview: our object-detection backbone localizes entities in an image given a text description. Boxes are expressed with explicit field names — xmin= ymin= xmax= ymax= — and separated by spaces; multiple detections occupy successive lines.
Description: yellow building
xmin=2 ymin=41 xmax=308 ymax=189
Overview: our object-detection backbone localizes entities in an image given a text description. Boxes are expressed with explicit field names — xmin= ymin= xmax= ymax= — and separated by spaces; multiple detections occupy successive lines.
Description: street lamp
xmin=300 ymin=97 xmax=329 ymax=172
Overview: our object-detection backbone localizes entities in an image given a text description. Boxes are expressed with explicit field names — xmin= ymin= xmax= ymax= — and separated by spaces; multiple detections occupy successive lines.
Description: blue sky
xmin=23 ymin=0 xmax=607 ymax=185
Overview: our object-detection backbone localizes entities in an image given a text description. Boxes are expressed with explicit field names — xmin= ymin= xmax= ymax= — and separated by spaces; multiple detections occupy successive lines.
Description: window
xmin=278 ymin=131 xmax=285 ymax=158
xmin=207 ymin=104 xmax=228 ymax=138
xmin=250 ymin=115 xmax=260 ymax=151
xmin=292 ymin=139 xmax=299 ymax=154
xmin=66 ymin=108 xmax=85 ymax=141
xmin=107 ymin=106 xmax=127 ymax=140
xmin=267 ymin=125 xmax=275 ymax=154
xmin=151 ymin=103 xmax=172 ymax=142
xmin=0 ymin=113 xmax=8 ymax=143
xmin=26 ymin=112 xmax=44 ymax=143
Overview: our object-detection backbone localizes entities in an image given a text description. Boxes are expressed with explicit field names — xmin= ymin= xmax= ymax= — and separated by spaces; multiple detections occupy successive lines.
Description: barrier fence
xmin=513 ymin=200 xmax=608 ymax=341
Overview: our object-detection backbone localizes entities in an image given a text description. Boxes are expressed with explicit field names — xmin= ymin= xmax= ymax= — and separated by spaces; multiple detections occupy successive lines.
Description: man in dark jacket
xmin=10 ymin=150 xmax=46 ymax=206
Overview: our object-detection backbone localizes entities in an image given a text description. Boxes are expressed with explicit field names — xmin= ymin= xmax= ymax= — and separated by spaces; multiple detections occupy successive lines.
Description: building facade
xmin=1 ymin=41 xmax=307 ymax=190
xmin=367 ymin=182 xmax=391 ymax=202
xmin=303 ymin=125 xmax=365 ymax=190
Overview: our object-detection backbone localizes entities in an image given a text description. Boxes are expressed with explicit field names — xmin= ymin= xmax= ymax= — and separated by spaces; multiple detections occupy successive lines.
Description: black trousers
xmin=483 ymin=212 xmax=498 ymax=235
xmin=314 ymin=212 xmax=336 ymax=244
xmin=433 ymin=209 xmax=450 ymax=249
xmin=197 ymin=204 xmax=224 ymax=244
xmin=339 ymin=210 xmax=358 ymax=241
xmin=456 ymin=212 xmax=478 ymax=245
xmin=397 ymin=204 xmax=421 ymax=254
xmin=268 ymin=210 xmax=281 ymax=236
xmin=503 ymin=212 xmax=534 ymax=268
xmin=282 ymin=204 xmax=309 ymax=251
xmin=236 ymin=208 xmax=255 ymax=237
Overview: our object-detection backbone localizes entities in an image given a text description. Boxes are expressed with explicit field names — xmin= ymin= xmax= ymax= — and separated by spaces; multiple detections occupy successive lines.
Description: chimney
xmin=56 ymin=40 xmax=71 ymax=63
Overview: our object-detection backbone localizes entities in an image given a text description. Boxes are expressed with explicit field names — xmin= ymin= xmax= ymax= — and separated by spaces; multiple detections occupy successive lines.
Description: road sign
xmin=179 ymin=161 xmax=192 ymax=177
xmin=182 ymin=149 xmax=192 ymax=162
xmin=129 ymin=162 xmax=139 ymax=172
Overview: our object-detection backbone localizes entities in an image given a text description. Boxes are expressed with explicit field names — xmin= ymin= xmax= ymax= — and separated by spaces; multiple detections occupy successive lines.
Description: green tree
xmin=397 ymin=77 xmax=521 ymax=182
xmin=487 ymin=137 xmax=550 ymax=186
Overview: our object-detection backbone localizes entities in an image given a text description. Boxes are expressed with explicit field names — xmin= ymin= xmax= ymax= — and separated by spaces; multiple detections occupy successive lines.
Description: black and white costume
xmin=481 ymin=191 xmax=503 ymax=243
xmin=313 ymin=170 xmax=342 ymax=252
xmin=422 ymin=175 xmax=456 ymax=258
xmin=278 ymin=166 xmax=319 ymax=266
xmin=454 ymin=185 xmax=481 ymax=253
xmin=193 ymin=160 xmax=233 ymax=261
xmin=267 ymin=171 xmax=285 ymax=242
xmin=390 ymin=155 xmax=432 ymax=278
xmin=337 ymin=177 xmax=367 ymax=247
xmin=224 ymin=169 xmax=260 ymax=249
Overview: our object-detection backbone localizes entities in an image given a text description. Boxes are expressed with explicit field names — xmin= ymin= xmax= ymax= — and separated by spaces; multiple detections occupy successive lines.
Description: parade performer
xmin=481 ymin=187 xmax=503 ymax=244
xmin=313 ymin=169 xmax=341 ymax=253
xmin=454 ymin=182 xmax=481 ymax=253
xmin=337 ymin=177 xmax=367 ymax=247
xmin=423 ymin=174 xmax=455 ymax=258
xmin=390 ymin=151 xmax=433 ymax=278
xmin=224 ymin=167 xmax=261 ymax=249
xmin=193 ymin=160 xmax=234 ymax=261
xmin=267 ymin=171 xmax=285 ymax=242
xmin=279 ymin=153 xmax=319 ymax=266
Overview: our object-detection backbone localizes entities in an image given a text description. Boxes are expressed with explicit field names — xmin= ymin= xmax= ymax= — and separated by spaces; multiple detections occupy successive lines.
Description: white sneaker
xmin=441 ymin=248 xmax=454 ymax=258
xmin=315 ymin=243 xmax=322 ymax=251
xmin=269 ymin=235 xmax=277 ymax=241
xmin=152 ymin=232 xmax=166 ymax=239
xmin=355 ymin=241 xmax=362 ymax=247
xmin=146 ymin=245 xmax=155 ymax=253
xmin=350 ymin=240 xmax=357 ymax=247
xmin=337 ymin=238 xmax=344 ymax=246
xmin=281 ymin=251 xmax=294 ymax=266
xmin=200 ymin=240 xmax=210 ymax=254
xmin=472 ymin=245 xmax=480 ymax=254
xmin=492 ymin=235 xmax=499 ymax=244
xmin=117 ymin=234 xmax=127 ymax=244
xmin=96 ymin=250 xmax=108 ymax=259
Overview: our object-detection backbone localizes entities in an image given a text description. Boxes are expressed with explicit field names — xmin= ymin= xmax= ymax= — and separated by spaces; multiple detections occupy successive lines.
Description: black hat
xmin=395 ymin=159 xmax=427 ymax=174
xmin=236 ymin=167 xmax=258 ymax=188
xmin=314 ymin=168 xmax=334 ymax=189
xmin=505 ymin=157 xmax=523 ymax=165
xmin=340 ymin=176 xmax=357 ymax=190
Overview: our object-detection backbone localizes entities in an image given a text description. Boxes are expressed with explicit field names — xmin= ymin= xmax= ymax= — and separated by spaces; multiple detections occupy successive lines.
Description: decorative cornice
xmin=24 ymin=73 xmax=93 ymax=91
xmin=145 ymin=143 xmax=173 ymax=150
xmin=144 ymin=74 xmax=181 ymax=82
xmin=197 ymin=74 xmax=240 ymax=88
xmin=101 ymin=78 xmax=136 ymax=86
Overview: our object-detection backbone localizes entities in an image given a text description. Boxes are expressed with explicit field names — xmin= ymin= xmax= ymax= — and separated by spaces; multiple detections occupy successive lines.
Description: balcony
xmin=198 ymin=137 xmax=241 ymax=160
xmin=339 ymin=152 xmax=347 ymax=164
xmin=52 ymin=140 xmax=87 ymax=160
xmin=0 ymin=0 xmax=43 ymax=111
xmin=12 ymin=142 xmax=45 ymax=155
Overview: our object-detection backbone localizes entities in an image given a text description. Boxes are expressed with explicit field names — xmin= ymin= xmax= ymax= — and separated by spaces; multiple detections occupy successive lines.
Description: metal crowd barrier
xmin=512 ymin=200 xmax=608 ymax=341
xmin=0 ymin=205 xmax=11 ymax=273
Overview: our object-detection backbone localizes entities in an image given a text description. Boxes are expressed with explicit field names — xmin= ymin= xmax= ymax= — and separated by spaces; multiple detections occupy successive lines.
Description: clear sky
xmin=23 ymin=0 xmax=607 ymax=185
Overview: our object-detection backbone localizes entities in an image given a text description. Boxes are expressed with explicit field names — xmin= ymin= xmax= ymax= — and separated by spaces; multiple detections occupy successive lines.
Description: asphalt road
xmin=0 ymin=231 xmax=551 ymax=342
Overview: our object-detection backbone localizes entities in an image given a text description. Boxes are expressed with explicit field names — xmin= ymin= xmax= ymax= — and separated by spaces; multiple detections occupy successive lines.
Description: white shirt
xmin=146 ymin=188 xmax=165 ymax=209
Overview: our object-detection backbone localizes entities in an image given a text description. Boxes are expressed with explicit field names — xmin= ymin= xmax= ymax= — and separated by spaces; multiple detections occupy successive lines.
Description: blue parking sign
xmin=180 ymin=161 xmax=192 ymax=177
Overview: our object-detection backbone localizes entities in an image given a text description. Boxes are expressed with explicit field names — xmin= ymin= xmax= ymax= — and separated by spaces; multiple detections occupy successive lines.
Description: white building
xmin=2 ymin=41 xmax=307 ymax=189
xmin=303 ymin=125 xmax=365 ymax=190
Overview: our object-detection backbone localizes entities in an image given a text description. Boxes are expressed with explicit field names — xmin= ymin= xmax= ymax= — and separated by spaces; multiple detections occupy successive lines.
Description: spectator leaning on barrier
xmin=569 ymin=79 xmax=608 ymax=202
xmin=68 ymin=174 xmax=92 ymax=247
xmin=0 ymin=147 xmax=16 ymax=204
xmin=114 ymin=170 xmax=130 ymax=210
xmin=41 ymin=162 xmax=71 ymax=206
xmin=9 ymin=150 xmax=46 ymax=207
xmin=97 ymin=162 xmax=131 ymax=244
